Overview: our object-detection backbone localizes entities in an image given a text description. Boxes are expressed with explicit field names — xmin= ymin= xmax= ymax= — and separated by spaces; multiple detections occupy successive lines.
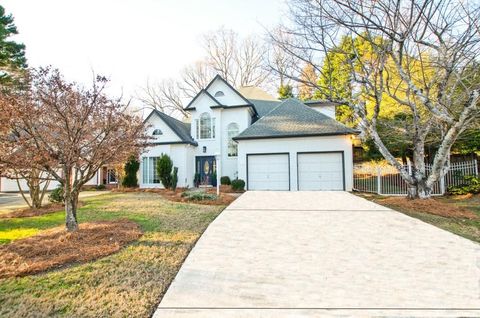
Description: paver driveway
xmin=154 ymin=191 xmax=480 ymax=318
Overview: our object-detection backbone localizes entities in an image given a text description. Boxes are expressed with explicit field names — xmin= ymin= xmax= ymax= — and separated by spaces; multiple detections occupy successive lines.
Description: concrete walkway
xmin=154 ymin=191 xmax=480 ymax=318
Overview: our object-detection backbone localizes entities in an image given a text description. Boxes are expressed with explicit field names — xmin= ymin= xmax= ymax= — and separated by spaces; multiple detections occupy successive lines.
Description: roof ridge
xmin=246 ymin=99 xmax=288 ymax=129
xmin=234 ymin=98 xmax=358 ymax=140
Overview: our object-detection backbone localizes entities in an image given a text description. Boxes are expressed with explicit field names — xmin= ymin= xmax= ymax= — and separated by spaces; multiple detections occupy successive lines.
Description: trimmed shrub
xmin=448 ymin=175 xmax=480 ymax=195
xmin=231 ymin=179 xmax=245 ymax=191
xmin=220 ymin=176 xmax=231 ymax=185
xmin=171 ymin=167 xmax=178 ymax=191
xmin=49 ymin=186 xmax=64 ymax=203
xmin=181 ymin=190 xmax=217 ymax=201
xmin=122 ymin=155 xmax=140 ymax=188
xmin=157 ymin=154 xmax=173 ymax=189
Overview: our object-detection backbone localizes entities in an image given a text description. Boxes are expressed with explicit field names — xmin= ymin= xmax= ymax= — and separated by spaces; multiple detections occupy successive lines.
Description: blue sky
xmin=3 ymin=0 xmax=287 ymax=98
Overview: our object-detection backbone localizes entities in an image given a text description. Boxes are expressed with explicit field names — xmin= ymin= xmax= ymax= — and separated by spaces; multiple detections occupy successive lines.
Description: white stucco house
xmin=140 ymin=75 xmax=359 ymax=191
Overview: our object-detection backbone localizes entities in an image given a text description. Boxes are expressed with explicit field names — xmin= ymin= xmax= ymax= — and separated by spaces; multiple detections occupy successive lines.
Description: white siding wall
xmin=84 ymin=170 xmax=99 ymax=185
xmin=206 ymin=80 xmax=247 ymax=106
xmin=237 ymin=135 xmax=354 ymax=191
xmin=147 ymin=113 xmax=182 ymax=143
xmin=220 ymin=108 xmax=251 ymax=180
xmin=139 ymin=144 xmax=193 ymax=188
xmin=189 ymin=89 xmax=252 ymax=181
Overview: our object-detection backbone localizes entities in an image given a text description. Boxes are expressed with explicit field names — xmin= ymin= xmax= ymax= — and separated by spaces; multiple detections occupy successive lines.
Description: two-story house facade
xmin=139 ymin=75 xmax=358 ymax=191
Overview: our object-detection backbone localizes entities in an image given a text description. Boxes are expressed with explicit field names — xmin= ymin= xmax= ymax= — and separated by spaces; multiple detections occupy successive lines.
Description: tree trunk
xmin=30 ymin=183 xmax=42 ymax=209
xmin=65 ymin=191 xmax=79 ymax=232
xmin=407 ymin=179 xmax=432 ymax=199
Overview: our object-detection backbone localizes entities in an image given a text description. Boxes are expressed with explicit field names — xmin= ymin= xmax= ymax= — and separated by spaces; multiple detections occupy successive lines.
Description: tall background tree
xmin=0 ymin=5 xmax=26 ymax=87
xmin=0 ymin=5 xmax=53 ymax=208
xmin=269 ymin=0 xmax=480 ymax=198
xmin=138 ymin=27 xmax=273 ymax=117
xmin=0 ymin=68 xmax=148 ymax=231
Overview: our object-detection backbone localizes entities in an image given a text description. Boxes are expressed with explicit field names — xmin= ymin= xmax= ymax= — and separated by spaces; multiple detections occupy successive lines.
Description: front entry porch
xmin=195 ymin=156 xmax=216 ymax=186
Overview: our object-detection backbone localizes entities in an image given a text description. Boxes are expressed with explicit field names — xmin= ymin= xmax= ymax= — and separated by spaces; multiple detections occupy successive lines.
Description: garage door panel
xmin=298 ymin=153 xmax=344 ymax=191
xmin=247 ymin=154 xmax=289 ymax=191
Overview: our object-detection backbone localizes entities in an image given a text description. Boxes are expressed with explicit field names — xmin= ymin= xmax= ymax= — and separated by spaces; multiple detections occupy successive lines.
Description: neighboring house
xmin=140 ymin=75 xmax=359 ymax=191
xmin=0 ymin=167 xmax=115 ymax=193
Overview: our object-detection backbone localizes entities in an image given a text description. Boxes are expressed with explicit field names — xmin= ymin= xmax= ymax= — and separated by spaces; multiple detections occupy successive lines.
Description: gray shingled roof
xmin=150 ymin=110 xmax=197 ymax=146
xmin=234 ymin=98 xmax=358 ymax=140
xmin=248 ymin=99 xmax=282 ymax=117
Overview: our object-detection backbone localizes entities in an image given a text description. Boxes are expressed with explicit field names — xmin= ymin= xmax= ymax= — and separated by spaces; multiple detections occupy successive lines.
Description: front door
xmin=196 ymin=156 xmax=216 ymax=186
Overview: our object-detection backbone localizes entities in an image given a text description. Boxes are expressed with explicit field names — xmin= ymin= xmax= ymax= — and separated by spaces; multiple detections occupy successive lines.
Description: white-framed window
xmin=142 ymin=157 xmax=160 ymax=184
xmin=196 ymin=112 xmax=215 ymax=139
xmin=107 ymin=169 xmax=117 ymax=184
xmin=227 ymin=122 xmax=239 ymax=157
xmin=152 ymin=129 xmax=163 ymax=136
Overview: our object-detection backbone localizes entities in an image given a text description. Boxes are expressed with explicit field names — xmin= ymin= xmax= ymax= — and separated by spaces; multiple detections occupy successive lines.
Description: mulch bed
xmin=374 ymin=196 xmax=478 ymax=219
xmin=112 ymin=187 xmax=239 ymax=205
xmin=0 ymin=220 xmax=142 ymax=278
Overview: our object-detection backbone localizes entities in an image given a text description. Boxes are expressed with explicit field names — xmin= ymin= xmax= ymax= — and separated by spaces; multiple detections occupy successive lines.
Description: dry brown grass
xmin=0 ymin=220 xmax=142 ymax=278
xmin=0 ymin=192 xmax=223 ymax=318
xmin=374 ymin=196 xmax=478 ymax=219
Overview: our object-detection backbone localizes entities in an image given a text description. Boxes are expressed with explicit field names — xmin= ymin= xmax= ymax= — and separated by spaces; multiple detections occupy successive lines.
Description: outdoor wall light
xmin=203 ymin=146 xmax=207 ymax=153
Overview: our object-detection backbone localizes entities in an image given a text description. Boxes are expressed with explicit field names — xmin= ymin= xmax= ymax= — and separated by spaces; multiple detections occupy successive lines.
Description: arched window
xmin=152 ymin=129 xmax=163 ymax=136
xmin=198 ymin=112 xmax=214 ymax=139
xmin=214 ymin=91 xmax=225 ymax=97
xmin=227 ymin=123 xmax=239 ymax=157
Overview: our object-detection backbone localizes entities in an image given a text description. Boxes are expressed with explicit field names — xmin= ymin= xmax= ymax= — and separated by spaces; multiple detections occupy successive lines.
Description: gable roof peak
xmin=184 ymin=88 xmax=223 ymax=110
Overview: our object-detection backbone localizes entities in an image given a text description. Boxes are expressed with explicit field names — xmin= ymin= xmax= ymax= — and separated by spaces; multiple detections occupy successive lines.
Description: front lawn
xmin=0 ymin=192 xmax=224 ymax=317
xmin=359 ymin=193 xmax=480 ymax=243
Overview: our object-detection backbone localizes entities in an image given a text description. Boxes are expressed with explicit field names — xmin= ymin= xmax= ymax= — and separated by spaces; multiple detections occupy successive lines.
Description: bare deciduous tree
xmin=138 ymin=27 xmax=271 ymax=117
xmin=270 ymin=0 xmax=480 ymax=198
xmin=137 ymin=79 xmax=189 ymax=118
xmin=0 ymin=68 xmax=148 ymax=231
xmin=1 ymin=169 xmax=52 ymax=209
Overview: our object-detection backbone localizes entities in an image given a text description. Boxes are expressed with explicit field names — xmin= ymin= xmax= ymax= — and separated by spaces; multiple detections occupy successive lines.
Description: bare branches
xmin=138 ymin=27 xmax=272 ymax=117
xmin=270 ymin=0 xmax=480 ymax=198
xmin=0 ymin=67 xmax=148 ymax=230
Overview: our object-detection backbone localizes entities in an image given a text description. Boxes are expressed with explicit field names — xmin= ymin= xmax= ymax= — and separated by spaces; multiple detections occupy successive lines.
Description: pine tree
xmin=0 ymin=5 xmax=27 ymax=87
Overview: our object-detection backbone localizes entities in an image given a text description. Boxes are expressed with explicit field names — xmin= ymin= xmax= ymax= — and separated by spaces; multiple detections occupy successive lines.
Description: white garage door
xmin=247 ymin=154 xmax=290 ymax=190
xmin=297 ymin=152 xmax=344 ymax=190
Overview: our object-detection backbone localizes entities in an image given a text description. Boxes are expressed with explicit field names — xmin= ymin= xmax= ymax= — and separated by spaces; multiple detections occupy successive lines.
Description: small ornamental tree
xmin=122 ymin=155 xmax=140 ymax=188
xmin=0 ymin=68 xmax=148 ymax=232
xmin=157 ymin=154 xmax=173 ymax=189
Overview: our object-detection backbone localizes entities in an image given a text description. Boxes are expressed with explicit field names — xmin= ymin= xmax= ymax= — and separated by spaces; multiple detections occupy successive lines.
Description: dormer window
xmin=152 ymin=129 xmax=163 ymax=136
xmin=214 ymin=91 xmax=225 ymax=97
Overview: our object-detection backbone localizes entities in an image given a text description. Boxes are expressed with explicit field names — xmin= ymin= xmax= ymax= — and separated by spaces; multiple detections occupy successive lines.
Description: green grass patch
xmin=0 ymin=192 xmax=224 ymax=317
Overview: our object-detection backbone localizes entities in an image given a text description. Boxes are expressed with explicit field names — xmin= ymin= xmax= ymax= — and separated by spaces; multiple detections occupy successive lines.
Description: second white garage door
xmin=297 ymin=152 xmax=344 ymax=190
xmin=247 ymin=154 xmax=290 ymax=190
